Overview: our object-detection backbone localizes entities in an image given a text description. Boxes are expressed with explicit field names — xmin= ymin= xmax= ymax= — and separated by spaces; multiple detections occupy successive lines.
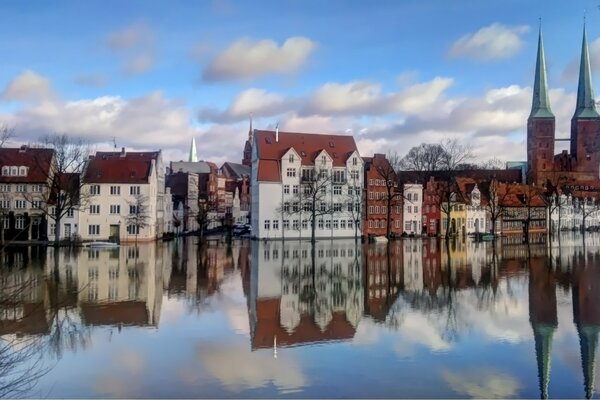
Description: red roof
xmin=84 ymin=150 xmax=160 ymax=184
xmin=0 ymin=147 xmax=54 ymax=183
xmin=254 ymin=130 xmax=359 ymax=182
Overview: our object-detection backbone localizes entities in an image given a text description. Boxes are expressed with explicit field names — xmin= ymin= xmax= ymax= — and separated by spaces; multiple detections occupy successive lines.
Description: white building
xmin=251 ymin=129 xmax=364 ymax=239
xmin=79 ymin=149 xmax=172 ymax=243
xmin=402 ymin=184 xmax=423 ymax=235
xmin=465 ymin=184 xmax=487 ymax=235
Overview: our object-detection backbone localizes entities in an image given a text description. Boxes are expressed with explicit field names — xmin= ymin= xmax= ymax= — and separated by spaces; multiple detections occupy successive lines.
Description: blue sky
xmin=1 ymin=0 xmax=599 ymax=164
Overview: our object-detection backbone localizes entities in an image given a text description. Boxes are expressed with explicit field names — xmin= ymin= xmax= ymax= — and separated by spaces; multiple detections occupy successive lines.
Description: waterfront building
xmin=251 ymin=129 xmax=363 ymax=240
xmin=402 ymin=183 xmax=423 ymax=235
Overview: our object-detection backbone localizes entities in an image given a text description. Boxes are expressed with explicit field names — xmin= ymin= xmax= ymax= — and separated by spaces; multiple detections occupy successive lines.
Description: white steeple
xmin=189 ymin=137 xmax=198 ymax=162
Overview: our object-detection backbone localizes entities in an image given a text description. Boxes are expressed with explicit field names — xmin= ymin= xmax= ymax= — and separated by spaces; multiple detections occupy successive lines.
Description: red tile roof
xmin=84 ymin=150 xmax=160 ymax=184
xmin=254 ymin=130 xmax=359 ymax=182
xmin=0 ymin=147 xmax=54 ymax=183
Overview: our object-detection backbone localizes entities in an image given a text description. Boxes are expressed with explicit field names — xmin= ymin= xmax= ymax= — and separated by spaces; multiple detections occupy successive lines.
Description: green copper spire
xmin=533 ymin=324 xmax=556 ymax=399
xmin=578 ymin=325 xmax=599 ymax=399
xmin=530 ymin=24 xmax=554 ymax=118
xmin=574 ymin=24 xmax=600 ymax=118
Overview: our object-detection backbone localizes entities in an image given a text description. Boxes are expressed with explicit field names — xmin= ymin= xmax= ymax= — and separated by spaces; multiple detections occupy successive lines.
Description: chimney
xmin=275 ymin=124 xmax=279 ymax=143
xmin=120 ymin=147 xmax=126 ymax=157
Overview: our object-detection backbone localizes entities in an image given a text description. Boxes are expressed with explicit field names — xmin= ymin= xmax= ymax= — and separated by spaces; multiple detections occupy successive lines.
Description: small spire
xmin=189 ymin=137 xmax=199 ymax=162
xmin=530 ymin=22 xmax=554 ymax=118
xmin=574 ymin=22 xmax=600 ymax=118
xmin=249 ymin=114 xmax=253 ymax=141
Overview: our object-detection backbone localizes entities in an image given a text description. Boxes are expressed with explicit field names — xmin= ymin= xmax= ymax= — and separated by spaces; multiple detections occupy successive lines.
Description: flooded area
xmin=0 ymin=235 xmax=599 ymax=398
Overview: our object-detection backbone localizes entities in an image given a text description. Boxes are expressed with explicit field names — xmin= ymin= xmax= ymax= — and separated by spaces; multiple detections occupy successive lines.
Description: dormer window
xmin=1 ymin=167 xmax=8 ymax=176
xmin=19 ymin=167 xmax=27 ymax=176
xmin=10 ymin=167 xmax=17 ymax=176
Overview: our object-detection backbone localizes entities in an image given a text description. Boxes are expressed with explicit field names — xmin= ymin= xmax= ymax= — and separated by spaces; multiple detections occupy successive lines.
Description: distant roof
xmin=397 ymin=169 xmax=523 ymax=185
xmin=221 ymin=162 xmax=250 ymax=179
xmin=0 ymin=147 xmax=54 ymax=183
xmin=170 ymin=160 xmax=212 ymax=174
xmin=254 ymin=129 xmax=359 ymax=182
xmin=84 ymin=150 xmax=160 ymax=184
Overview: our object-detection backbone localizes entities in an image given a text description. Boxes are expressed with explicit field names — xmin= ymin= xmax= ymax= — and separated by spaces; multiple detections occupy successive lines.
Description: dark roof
xmin=0 ymin=147 xmax=54 ymax=183
xmin=221 ymin=162 xmax=250 ymax=179
xmin=84 ymin=151 xmax=160 ymax=184
xmin=254 ymin=130 xmax=359 ymax=182
xmin=80 ymin=301 xmax=151 ymax=326
xmin=170 ymin=161 xmax=212 ymax=174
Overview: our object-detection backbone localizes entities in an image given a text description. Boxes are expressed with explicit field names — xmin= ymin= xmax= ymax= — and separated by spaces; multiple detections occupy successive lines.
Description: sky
xmin=1 ymin=0 xmax=600 ymax=165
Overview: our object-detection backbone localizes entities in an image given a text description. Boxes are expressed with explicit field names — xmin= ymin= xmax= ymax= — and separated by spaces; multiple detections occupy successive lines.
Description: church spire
xmin=574 ymin=22 xmax=600 ymax=118
xmin=534 ymin=325 xmax=556 ymax=399
xmin=530 ymin=23 xmax=554 ymax=118
xmin=189 ymin=137 xmax=198 ymax=162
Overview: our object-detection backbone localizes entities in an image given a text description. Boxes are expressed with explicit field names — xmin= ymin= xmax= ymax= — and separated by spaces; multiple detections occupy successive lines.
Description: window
xmin=1 ymin=167 xmax=7 ymax=176
xmin=292 ymin=185 xmax=299 ymax=194
xmin=0 ymin=200 xmax=9 ymax=209
xmin=15 ymin=200 xmax=26 ymax=209
xmin=129 ymin=205 xmax=139 ymax=214
xmin=333 ymin=220 xmax=339 ymax=229
xmin=414 ymin=193 xmax=419 ymax=201
xmin=66 ymin=208 xmax=74 ymax=218
xmin=333 ymin=186 xmax=342 ymax=195
xmin=110 ymin=186 xmax=120 ymax=195
xmin=30 ymin=184 xmax=42 ymax=192
xmin=16 ymin=184 xmax=26 ymax=193
xmin=10 ymin=167 xmax=17 ymax=176
xmin=325 ymin=219 xmax=331 ymax=229
xmin=15 ymin=216 xmax=25 ymax=229
xmin=351 ymin=170 xmax=359 ymax=180
xmin=369 ymin=205 xmax=374 ymax=214
xmin=88 ymin=224 xmax=100 ymax=235
xmin=320 ymin=202 xmax=326 ymax=212
xmin=283 ymin=220 xmax=290 ymax=230
xmin=130 ymin=186 xmax=140 ymax=195
xmin=272 ymin=220 xmax=279 ymax=230
xmin=407 ymin=206 xmax=412 ymax=213
xmin=90 ymin=185 xmax=100 ymax=195
xmin=414 ymin=206 xmax=419 ymax=213
xmin=369 ymin=220 xmax=373 ymax=228
xmin=0 ymin=184 xmax=9 ymax=192
xmin=333 ymin=203 xmax=342 ymax=212
xmin=264 ymin=220 xmax=270 ymax=230
xmin=340 ymin=220 xmax=346 ymax=229
xmin=352 ymin=157 xmax=357 ymax=166
xmin=283 ymin=185 xmax=290 ymax=194
xmin=302 ymin=220 xmax=308 ymax=230
xmin=110 ymin=205 xmax=121 ymax=214
xmin=407 ymin=193 xmax=412 ymax=201
xmin=288 ymin=154 xmax=295 ymax=163
xmin=292 ymin=220 xmax=299 ymax=230
xmin=126 ymin=225 xmax=140 ymax=235
xmin=31 ymin=200 xmax=42 ymax=209
xmin=90 ymin=204 xmax=100 ymax=214
xmin=286 ymin=168 xmax=296 ymax=177
xmin=405 ymin=222 xmax=411 ymax=231
xmin=283 ymin=202 xmax=290 ymax=212
xmin=369 ymin=179 xmax=373 ymax=186
xmin=318 ymin=219 xmax=324 ymax=229
xmin=348 ymin=220 xmax=353 ymax=229
xmin=19 ymin=167 xmax=27 ymax=176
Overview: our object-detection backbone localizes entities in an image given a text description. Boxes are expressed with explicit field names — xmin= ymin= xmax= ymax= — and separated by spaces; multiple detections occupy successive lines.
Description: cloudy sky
xmin=1 ymin=0 xmax=599 ymax=165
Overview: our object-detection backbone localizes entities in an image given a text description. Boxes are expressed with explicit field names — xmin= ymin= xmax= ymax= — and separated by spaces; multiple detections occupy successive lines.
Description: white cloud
xmin=304 ymin=81 xmax=383 ymax=116
xmin=106 ymin=21 xmax=156 ymax=76
xmin=198 ymin=89 xmax=294 ymax=123
xmin=202 ymin=37 xmax=317 ymax=82
xmin=443 ymin=369 xmax=522 ymax=398
xmin=2 ymin=70 xmax=55 ymax=102
xmin=561 ymin=36 xmax=600 ymax=82
xmin=449 ymin=23 xmax=530 ymax=61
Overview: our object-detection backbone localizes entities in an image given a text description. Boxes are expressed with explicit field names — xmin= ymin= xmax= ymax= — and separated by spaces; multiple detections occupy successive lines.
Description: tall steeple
xmin=189 ymin=137 xmax=199 ymax=162
xmin=531 ymin=24 xmax=554 ymax=118
xmin=574 ymin=22 xmax=600 ymax=118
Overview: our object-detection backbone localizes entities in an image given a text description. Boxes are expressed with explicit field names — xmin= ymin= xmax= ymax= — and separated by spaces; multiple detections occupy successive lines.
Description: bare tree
xmin=372 ymin=153 xmax=403 ymax=238
xmin=344 ymin=173 xmax=363 ymax=242
xmin=195 ymin=195 xmax=218 ymax=241
xmin=126 ymin=193 xmax=150 ymax=244
xmin=483 ymin=179 xmax=513 ymax=236
xmin=399 ymin=143 xmax=450 ymax=172
xmin=478 ymin=157 xmax=505 ymax=170
xmin=279 ymin=167 xmax=336 ymax=244
xmin=27 ymin=134 xmax=92 ymax=245
xmin=579 ymin=197 xmax=600 ymax=233
xmin=0 ymin=124 xmax=14 ymax=148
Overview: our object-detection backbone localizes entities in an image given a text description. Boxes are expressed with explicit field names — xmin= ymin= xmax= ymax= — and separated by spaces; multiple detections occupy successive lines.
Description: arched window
xmin=10 ymin=167 xmax=17 ymax=176
xmin=1 ymin=167 xmax=8 ymax=176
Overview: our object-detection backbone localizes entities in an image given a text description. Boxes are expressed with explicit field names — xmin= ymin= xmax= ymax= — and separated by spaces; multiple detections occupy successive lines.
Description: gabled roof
xmin=254 ymin=129 xmax=359 ymax=182
xmin=221 ymin=162 xmax=250 ymax=179
xmin=170 ymin=160 xmax=212 ymax=174
xmin=84 ymin=150 xmax=160 ymax=184
xmin=0 ymin=147 xmax=54 ymax=183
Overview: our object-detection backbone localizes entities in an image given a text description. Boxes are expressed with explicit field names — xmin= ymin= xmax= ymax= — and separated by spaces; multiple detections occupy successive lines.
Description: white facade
xmin=549 ymin=195 xmax=600 ymax=232
xmin=465 ymin=184 xmax=487 ymax=234
xmin=252 ymin=142 xmax=364 ymax=240
xmin=402 ymin=184 xmax=423 ymax=234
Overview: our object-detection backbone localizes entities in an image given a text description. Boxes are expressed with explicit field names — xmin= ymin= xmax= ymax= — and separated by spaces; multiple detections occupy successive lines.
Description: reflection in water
xmin=0 ymin=235 xmax=598 ymax=398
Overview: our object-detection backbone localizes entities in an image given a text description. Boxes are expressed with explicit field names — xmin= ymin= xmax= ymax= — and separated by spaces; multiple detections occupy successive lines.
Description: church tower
xmin=242 ymin=116 xmax=253 ymax=167
xmin=527 ymin=25 xmax=556 ymax=185
xmin=571 ymin=24 xmax=600 ymax=177
xmin=189 ymin=137 xmax=199 ymax=162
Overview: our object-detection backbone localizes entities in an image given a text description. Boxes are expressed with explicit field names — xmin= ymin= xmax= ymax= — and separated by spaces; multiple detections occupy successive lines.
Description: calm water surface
xmin=0 ymin=234 xmax=599 ymax=398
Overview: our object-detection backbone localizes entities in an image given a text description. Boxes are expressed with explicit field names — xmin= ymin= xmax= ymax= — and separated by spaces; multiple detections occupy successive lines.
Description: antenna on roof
xmin=112 ymin=137 xmax=118 ymax=149
xmin=275 ymin=121 xmax=279 ymax=143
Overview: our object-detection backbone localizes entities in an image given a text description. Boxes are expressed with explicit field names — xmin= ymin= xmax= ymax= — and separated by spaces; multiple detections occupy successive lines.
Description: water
xmin=0 ymin=234 xmax=598 ymax=398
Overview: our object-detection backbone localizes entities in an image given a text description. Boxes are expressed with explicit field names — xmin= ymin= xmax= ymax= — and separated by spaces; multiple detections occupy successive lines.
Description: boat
xmin=372 ymin=236 xmax=388 ymax=243
xmin=81 ymin=241 xmax=120 ymax=248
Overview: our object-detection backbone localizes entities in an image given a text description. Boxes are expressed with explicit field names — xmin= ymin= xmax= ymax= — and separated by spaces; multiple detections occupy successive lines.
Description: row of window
xmin=282 ymin=184 xmax=361 ymax=196
xmin=406 ymin=205 xmax=420 ymax=214
xmin=88 ymin=205 xmax=140 ymax=215
xmin=367 ymin=220 xmax=403 ymax=229
xmin=88 ymin=224 xmax=141 ymax=235
xmin=406 ymin=192 xmax=420 ymax=201
xmin=90 ymin=185 xmax=142 ymax=196
xmin=368 ymin=205 xmax=402 ymax=214
xmin=368 ymin=179 xmax=393 ymax=187
xmin=263 ymin=219 xmax=358 ymax=230
xmin=265 ymin=247 xmax=356 ymax=261
xmin=0 ymin=184 xmax=43 ymax=193
xmin=1 ymin=166 xmax=28 ymax=177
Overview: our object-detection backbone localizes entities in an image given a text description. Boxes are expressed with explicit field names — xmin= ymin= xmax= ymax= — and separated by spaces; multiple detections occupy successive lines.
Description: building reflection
xmin=249 ymin=240 xmax=363 ymax=350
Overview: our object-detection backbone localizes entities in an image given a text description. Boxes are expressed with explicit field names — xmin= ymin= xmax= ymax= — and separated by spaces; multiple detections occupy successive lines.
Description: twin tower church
xmin=528 ymin=24 xmax=600 ymax=195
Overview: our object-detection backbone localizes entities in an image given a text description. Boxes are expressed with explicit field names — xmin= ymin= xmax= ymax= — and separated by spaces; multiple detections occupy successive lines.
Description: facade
xmin=499 ymin=184 xmax=547 ymax=235
xmin=440 ymin=192 xmax=467 ymax=237
xmin=80 ymin=149 xmax=170 ymax=242
xmin=363 ymin=154 xmax=402 ymax=237
xmin=423 ymin=177 xmax=441 ymax=236
xmin=167 ymin=171 xmax=199 ymax=233
xmin=527 ymin=26 xmax=600 ymax=197
xmin=456 ymin=178 xmax=487 ymax=235
xmin=402 ymin=183 xmax=423 ymax=235
xmin=251 ymin=129 xmax=363 ymax=240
